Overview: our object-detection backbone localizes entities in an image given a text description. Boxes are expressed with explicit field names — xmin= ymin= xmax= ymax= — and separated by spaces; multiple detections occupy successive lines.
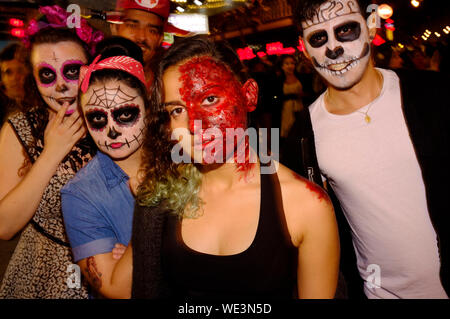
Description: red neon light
xmin=10 ymin=28 xmax=25 ymax=38
xmin=266 ymin=42 xmax=283 ymax=55
xmin=385 ymin=18 xmax=394 ymax=24
xmin=237 ymin=47 xmax=256 ymax=60
xmin=297 ymin=38 xmax=305 ymax=52
xmin=266 ymin=42 xmax=296 ymax=55
xmin=9 ymin=18 xmax=24 ymax=27
xmin=257 ymin=52 xmax=266 ymax=58
xmin=161 ymin=42 xmax=172 ymax=49
xmin=372 ymin=34 xmax=386 ymax=46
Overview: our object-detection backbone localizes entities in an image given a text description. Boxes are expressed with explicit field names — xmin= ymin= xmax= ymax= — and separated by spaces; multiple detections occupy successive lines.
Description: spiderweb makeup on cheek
xmin=82 ymin=84 xmax=145 ymax=159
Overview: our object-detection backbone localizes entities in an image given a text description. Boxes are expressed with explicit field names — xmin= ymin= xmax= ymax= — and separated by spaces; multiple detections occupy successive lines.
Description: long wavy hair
xmin=137 ymin=35 xmax=248 ymax=218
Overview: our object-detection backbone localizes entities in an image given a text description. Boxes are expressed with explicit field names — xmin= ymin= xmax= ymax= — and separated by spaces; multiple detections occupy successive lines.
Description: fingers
xmin=48 ymin=110 xmax=56 ymax=123
xmin=72 ymin=125 xmax=86 ymax=143
xmin=64 ymin=111 xmax=82 ymax=129
xmin=111 ymin=243 xmax=127 ymax=260
xmin=55 ymin=102 xmax=70 ymax=124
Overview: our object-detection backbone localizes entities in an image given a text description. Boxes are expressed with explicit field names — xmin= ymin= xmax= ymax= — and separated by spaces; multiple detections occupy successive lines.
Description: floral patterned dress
xmin=0 ymin=107 xmax=95 ymax=299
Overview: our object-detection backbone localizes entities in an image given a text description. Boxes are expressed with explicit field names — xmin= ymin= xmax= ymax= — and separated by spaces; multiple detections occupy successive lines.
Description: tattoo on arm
xmin=84 ymin=256 xmax=102 ymax=290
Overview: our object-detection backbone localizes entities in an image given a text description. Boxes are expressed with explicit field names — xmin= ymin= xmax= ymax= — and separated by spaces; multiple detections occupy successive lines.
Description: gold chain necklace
xmin=325 ymin=70 xmax=383 ymax=124
xmin=356 ymin=103 xmax=375 ymax=124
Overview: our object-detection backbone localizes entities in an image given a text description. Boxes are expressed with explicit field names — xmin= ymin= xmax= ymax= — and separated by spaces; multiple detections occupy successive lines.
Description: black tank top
xmin=161 ymin=165 xmax=298 ymax=298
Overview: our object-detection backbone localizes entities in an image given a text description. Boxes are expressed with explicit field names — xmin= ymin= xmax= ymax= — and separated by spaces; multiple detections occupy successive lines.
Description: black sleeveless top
xmin=161 ymin=166 xmax=298 ymax=298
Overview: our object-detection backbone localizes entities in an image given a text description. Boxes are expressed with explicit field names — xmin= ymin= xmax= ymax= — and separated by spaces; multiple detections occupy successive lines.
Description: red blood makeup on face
xmin=178 ymin=56 xmax=252 ymax=172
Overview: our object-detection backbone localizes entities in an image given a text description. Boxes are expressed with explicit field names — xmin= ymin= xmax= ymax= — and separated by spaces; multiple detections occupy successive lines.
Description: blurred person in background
xmin=278 ymin=55 xmax=304 ymax=139
xmin=0 ymin=43 xmax=29 ymax=124
xmin=373 ymin=44 xmax=404 ymax=70
xmin=296 ymin=57 xmax=326 ymax=107
xmin=111 ymin=0 xmax=168 ymax=85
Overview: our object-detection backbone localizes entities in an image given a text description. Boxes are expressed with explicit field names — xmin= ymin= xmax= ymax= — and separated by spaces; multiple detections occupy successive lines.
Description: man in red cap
xmin=111 ymin=0 xmax=169 ymax=70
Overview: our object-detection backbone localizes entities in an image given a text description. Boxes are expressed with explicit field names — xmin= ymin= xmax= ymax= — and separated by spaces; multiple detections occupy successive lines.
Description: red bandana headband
xmin=79 ymin=55 xmax=146 ymax=93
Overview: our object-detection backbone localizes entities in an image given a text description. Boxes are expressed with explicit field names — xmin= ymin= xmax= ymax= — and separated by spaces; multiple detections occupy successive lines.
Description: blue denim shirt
xmin=61 ymin=151 xmax=134 ymax=262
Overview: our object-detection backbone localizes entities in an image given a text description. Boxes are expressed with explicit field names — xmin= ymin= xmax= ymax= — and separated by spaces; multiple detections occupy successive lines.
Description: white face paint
xmin=302 ymin=0 xmax=371 ymax=89
xmin=31 ymin=41 xmax=87 ymax=115
xmin=81 ymin=79 xmax=146 ymax=160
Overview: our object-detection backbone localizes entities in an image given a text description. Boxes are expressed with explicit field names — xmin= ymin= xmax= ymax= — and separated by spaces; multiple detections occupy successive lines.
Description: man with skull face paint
xmin=289 ymin=0 xmax=450 ymax=299
xmin=61 ymin=37 xmax=147 ymax=298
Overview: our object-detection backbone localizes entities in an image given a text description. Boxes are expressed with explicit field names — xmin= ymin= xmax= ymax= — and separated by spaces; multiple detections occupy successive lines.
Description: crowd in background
xmin=1 ymin=38 xmax=448 ymax=132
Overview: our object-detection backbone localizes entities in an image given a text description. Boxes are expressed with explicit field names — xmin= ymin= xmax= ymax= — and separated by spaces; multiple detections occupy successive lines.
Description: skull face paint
xmin=31 ymin=41 xmax=87 ymax=114
xmin=302 ymin=0 xmax=371 ymax=89
xmin=81 ymin=79 xmax=145 ymax=160
xmin=163 ymin=56 xmax=254 ymax=172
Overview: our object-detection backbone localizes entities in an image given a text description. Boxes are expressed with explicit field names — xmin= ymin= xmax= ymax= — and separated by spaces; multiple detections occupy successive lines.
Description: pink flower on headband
xmin=23 ymin=5 xmax=104 ymax=55
xmin=79 ymin=55 xmax=147 ymax=93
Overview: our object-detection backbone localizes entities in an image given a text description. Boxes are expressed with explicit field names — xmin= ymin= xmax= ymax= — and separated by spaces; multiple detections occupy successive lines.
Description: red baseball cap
xmin=116 ymin=0 xmax=170 ymax=20
xmin=113 ymin=0 xmax=192 ymax=36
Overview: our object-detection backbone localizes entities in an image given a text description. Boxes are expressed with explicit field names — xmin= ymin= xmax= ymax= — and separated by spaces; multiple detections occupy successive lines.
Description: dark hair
xmin=25 ymin=27 xmax=91 ymax=114
xmin=29 ymin=27 xmax=90 ymax=59
xmin=81 ymin=36 xmax=147 ymax=105
xmin=0 ymin=42 xmax=29 ymax=83
xmin=0 ymin=43 xmax=26 ymax=63
xmin=137 ymin=35 xmax=247 ymax=216
xmin=277 ymin=54 xmax=301 ymax=84
xmin=291 ymin=0 xmax=372 ymax=35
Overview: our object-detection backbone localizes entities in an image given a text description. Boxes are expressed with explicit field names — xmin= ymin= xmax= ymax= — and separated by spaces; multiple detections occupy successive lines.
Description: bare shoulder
xmin=275 ymin=162 xmax=331 ymax=209
xmin=274 ymin=162 xmax=334 ymax=245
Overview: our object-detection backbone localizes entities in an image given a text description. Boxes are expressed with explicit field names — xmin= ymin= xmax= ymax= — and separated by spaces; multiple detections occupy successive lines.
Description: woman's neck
xmin=200 ymin=156 xmax=259 ymax=192
xmin=114 ymin=147 xmax=142 ymax=180
xmin=285 ymin=73 xmax=298 ymax=83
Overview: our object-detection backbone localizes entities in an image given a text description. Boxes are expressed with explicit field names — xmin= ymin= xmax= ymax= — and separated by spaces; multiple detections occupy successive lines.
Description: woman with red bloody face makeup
xmin=119 ymin=36 xmax=339 ymax=299
xmin=0 ymin=7 xmax=103 ymax=298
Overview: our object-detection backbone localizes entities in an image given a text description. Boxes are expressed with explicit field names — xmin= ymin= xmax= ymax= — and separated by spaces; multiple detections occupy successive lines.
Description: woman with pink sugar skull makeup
xmin=0 ymin=6 xmax=103 ymax=298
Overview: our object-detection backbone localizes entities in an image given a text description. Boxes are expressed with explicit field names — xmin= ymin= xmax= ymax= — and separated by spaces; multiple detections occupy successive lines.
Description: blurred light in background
xmin=411 ymin=0 xmax=420 ymax=8
xmin=9 ymin=18 xmax=24 ymax=27
xmin=10 ymin=28 xmax=24 ymax=38
xmin=377 ymin=4 xmax=393 ymax=19
xmin=168 ymin=13 xmax=209 ymax=34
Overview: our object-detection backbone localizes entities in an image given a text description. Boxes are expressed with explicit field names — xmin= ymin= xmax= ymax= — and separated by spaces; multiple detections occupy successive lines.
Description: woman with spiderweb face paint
xmin=60 ymin=37 xmax=148 ymax=299
xmin=81 ymin=72 xmax=146 ymax=160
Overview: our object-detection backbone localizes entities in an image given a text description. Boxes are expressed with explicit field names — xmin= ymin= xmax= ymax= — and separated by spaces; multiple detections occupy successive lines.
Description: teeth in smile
xmin=328 ymin=62 xmax=350 ymax=71
xmin=322 ymin=59 xmax=360 ymax=76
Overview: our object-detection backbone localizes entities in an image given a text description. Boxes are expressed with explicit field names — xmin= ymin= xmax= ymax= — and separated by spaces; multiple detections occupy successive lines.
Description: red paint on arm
xmin=292 ymin=172 xmax=330 ymax=203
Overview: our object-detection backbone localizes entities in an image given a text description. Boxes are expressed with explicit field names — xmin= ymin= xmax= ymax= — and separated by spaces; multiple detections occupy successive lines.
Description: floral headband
xmin=23 ymin=5 xmax=104 ymax=55
xmin=79 ymin=55 xmax=147 ymax=93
